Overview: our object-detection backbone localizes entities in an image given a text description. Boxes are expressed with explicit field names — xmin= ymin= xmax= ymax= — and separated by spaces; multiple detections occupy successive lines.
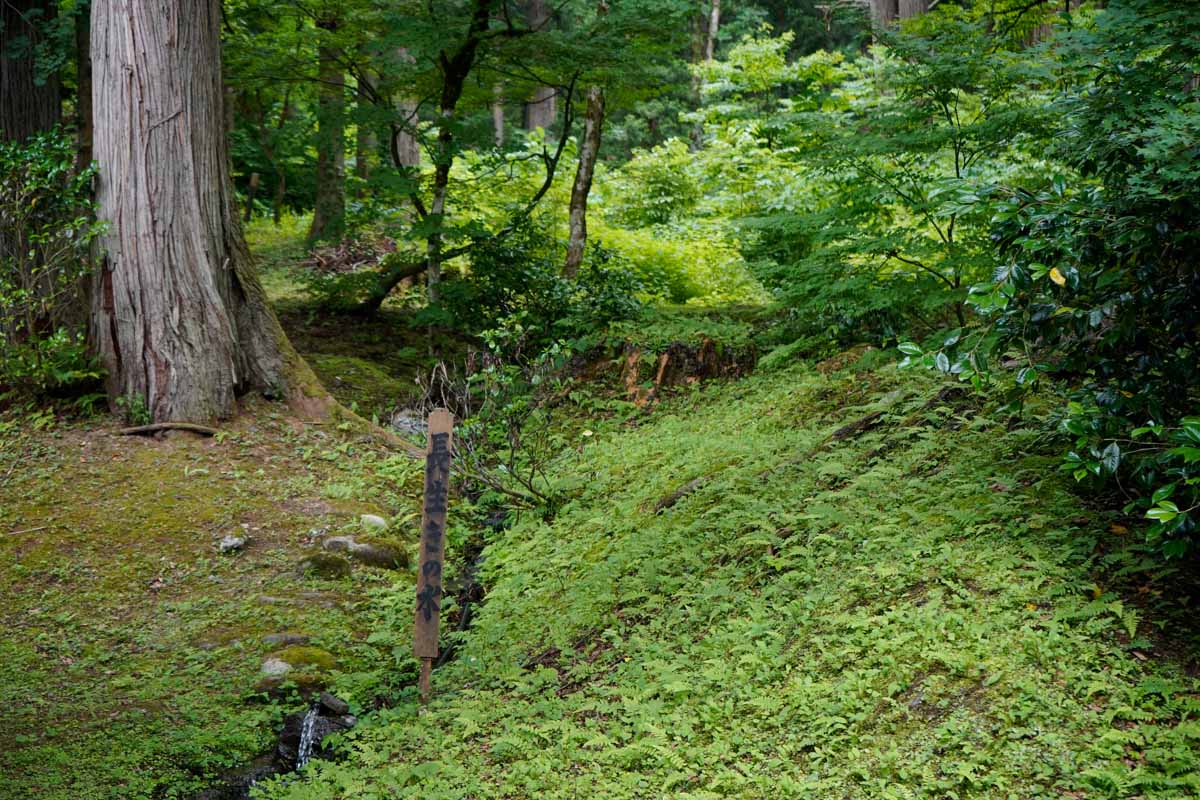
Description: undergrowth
xmin=257 ymin=359 xmax=1200 ymax=799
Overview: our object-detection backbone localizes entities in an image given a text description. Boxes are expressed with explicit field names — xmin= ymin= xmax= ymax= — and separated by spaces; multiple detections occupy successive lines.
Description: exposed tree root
xmin=114 ymin=422 xmax=219 ymax=437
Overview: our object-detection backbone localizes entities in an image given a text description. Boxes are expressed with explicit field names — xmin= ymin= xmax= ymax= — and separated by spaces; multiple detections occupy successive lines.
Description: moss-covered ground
xmin=0 ymin=402 xmax=430 ymax=798
xmin=0 ymin=219 xmax=437 ymax=798
xmin=257 ymin=358 xmax=1200 ymax=800
xmin=3 ymin=220 xmax=1198 ymax=799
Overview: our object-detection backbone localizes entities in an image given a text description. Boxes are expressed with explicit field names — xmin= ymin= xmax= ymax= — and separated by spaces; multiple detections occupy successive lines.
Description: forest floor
xmin=2 ymin=222 xmax=1199 ymax=799
xmin=0 ymin=221 xmax=439 ymax=799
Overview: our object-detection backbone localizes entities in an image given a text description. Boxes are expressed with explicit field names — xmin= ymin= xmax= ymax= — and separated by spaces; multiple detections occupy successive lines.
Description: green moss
xmin=259 ymin=358 xmax=1200 ymax=800
xmin=273 ymin=645 xmax=337 ymax=672
xmin=297 ymin=552 xmax=352 ymax=579
xmin=357 ymin=535 xmax=411 ymax=569
xmin=308 ymin=354 xmax=410 ymax=417
xmin=0 ymin=408 xmax=402 ymax=800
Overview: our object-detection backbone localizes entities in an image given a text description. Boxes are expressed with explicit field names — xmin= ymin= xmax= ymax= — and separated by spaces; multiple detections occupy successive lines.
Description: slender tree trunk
xmin=564 ymin=86 xmax=603 ymax=278
xmin=74 ymin=0 xmax=93 ymax=167
xmin=523 ymin=0 xmax=556 ymax=132
xmin=91 ymin=0 xmax=328 ymax=423
xmin=308 ymin=17 xmax=345 ymax=243
xmin=704 ymin=0 xmax=720 ymax=61
xmin=689 ymin=0 xmax=719 ymax=149
xmin=0 ymin=0 xmax=61 ymax=141
xmin=491 ymin=82 xmax=505 ymax=147
xmin=355 ymin=75 xmax=376 ymax=197
xmin=265 ymin=90 xmax=291 ymax=226
xmin=393 ymin=99 xmax=420 ymax=167
xmin=244 ymin=172 xmax=260 ymax=221
xmin=391 ymin=48 xmax=420 ymax=168
xmin=273 ymin=173 xmax=287 ymax=225
xmin=361 ymin=0 xmax=494 ymax=313
xmin=897 ymin=0 xmax=928 ymax=19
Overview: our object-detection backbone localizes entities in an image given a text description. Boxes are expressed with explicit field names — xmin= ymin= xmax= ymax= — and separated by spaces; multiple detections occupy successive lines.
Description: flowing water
xmin=296 ymin=706 xmax=320 ymax=768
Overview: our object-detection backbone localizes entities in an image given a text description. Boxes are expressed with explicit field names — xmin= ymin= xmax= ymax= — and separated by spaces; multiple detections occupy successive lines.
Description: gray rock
xmin=218 ymin=535 xmax=246 ymax=553
xmin=261 ymin=657 xmax=292 ymax=678
xmin=360 ymin=514 xmax=388 ymax=532
xmin=318 ymin=691 xmax=349 ymax=716
xmin=297 ymin=553 xmax=352 ymax=579
xmin=275 ymin=707 xmax=357 ymax=771
xmin=322 ymin=535 xmax=407 ymax=569
xmin=389 ymin=409 xmax=425 ymax=436
xmin=322 ymin=535 xmax=355 ymax=553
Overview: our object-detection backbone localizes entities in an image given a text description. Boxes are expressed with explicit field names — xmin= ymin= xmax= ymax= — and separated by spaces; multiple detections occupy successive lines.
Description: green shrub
xmin=0 ymin=130 xmax=104 ymax=395
xmin=907 ymin=0 xmax=1200 ymax=559
xmin=601 ymin=139 xmax=701 ymax=227
xmin=432 ymin=224 xmax=644 ymax=346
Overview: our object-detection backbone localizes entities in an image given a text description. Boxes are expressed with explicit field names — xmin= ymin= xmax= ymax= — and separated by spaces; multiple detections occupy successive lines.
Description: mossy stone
xmin=274 ymin=645 xmax=337 ymax=671
xmin=297 ymin=552 xmax=352 ymax=579
xmin=355 ymin=535 xmax=410 ymax=569
xmin=322 ymin=535 xmax=409 ymax=569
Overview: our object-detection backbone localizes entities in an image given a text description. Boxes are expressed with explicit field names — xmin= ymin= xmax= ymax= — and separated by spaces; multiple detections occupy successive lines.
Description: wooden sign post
xmin=415 ymin=408 xmax=453 ymax=703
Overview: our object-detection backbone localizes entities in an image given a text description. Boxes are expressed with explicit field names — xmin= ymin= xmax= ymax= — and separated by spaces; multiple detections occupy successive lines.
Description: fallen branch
xmin=6 ymin=526 xmax=47 ymax=536
xmin=114 ymin=422 xmax=219 ymax=437
xmin=654 ymin=477 xmax=710 ymax=513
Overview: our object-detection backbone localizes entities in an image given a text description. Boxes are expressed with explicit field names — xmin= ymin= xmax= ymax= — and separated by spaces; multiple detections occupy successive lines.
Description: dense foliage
xmin=0 ymin=130 xmax=102 ymax=397
xmin=900 ymin=0 xmax=1200 ymax=557
xmin=3 ymin=1 xmax=1200 ymax=797
xmin=259 ymin=360 xmax=1200 ymax=800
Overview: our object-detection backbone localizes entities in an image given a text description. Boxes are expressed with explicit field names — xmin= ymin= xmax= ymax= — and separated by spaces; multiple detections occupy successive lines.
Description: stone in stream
xmin=257 ymin=646 xmax=338 ymax=696
xmin=275 ymin=695 xmax=357 ymax=771
xmin=318 ymin=691 xmax=349 ymax=716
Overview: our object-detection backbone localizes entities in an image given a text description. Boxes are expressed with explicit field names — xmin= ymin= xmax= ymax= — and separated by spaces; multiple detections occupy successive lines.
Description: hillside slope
xmin=261 ymin=359 xmax=1200 ymax=799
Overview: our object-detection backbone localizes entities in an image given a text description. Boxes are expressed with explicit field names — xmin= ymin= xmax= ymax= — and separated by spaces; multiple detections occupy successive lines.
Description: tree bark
xmin=564 ymin=86 xmax=604 ymax=278
xmin=704 ymin=0 xmax=720 ymax=61
xmin=393 ymin=98 xmax=420 ymax=167
xmin=91 ymin=0 xmax=329 ymax=423
xmin=491 ymin=82 xmax=505 ymax=148
xmin=897 ymin=0 xmax=928 ymax=19
xmin=689 ymin=0 xmax=719 ymax=149
xmin=870 ymin=0 xmax=899 ymax=29
xmin=308 ymin=17 xmax=345 ymax=243
xmin=390 ymin=48 xmax=421 ymax=168
xmin=522 ymin=0 xmax=556 ymax=132
xmin=0 ymin=0 xmax=61 ymax=142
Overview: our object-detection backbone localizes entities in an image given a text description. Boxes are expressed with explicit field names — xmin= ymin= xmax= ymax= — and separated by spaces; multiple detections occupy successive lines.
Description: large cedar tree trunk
xmin=91 ymin=0 xmax=326 ymax=423
xmin=897 ymin=0 xmax=928 ymax=19
xmin=308 ymin=17 xmax=345 ymax=243
xmin=564 ymin=86 xmax=604 ymax=278
xmin=0 ymin=0 xmax=61 ymax=141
